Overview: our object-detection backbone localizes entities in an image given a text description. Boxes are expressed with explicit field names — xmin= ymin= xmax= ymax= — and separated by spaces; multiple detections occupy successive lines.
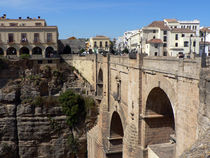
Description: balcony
xmin=7 ymin=40 xmax=16 ymax=45
xmin=20 ymin=40 xmax=29 ymax=45
xmin=46 ymin=40 xmax=55 ymax=44
xmin=107 ymin=136 xmax=123 ymax=154
xmin=33 ymin=40 xmax=41 ymax=45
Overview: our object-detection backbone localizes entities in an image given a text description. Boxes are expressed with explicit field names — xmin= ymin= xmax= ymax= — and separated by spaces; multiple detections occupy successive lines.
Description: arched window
xmin=7 ymin=47 xmax=17 ymax=55
xmin=19 ymin=47 xmax=29 ymax=55
xmin=32 ymin=47 xmax=42 ymax=55
xmin=45 ymin=47 xmax=54 ymax=58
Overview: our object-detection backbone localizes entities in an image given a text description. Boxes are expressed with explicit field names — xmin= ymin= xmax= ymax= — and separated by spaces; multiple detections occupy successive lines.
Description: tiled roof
xmin=171 ymin=28 xmax=195 ymax=33
xmin=200 ymin=27 xmax=210 ymax=33
xmin=200 ymin=41 xmax=210 ymax=45
xmin=164 ymin=19 xmax=178 ymax=23
xmin=148 ymin=39 xmax=163 ymax=44
xmin=147 ymin=21 xmax=170 ymax=30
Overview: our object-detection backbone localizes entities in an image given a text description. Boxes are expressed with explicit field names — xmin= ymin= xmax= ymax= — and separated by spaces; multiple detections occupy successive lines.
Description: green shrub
xmin=20 ymin=54 xmax=30 ymax=59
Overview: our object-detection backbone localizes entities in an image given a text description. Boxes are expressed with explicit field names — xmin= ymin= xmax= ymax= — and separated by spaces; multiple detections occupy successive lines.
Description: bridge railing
xmin=142 ymin=56 xmax=201 ymax=79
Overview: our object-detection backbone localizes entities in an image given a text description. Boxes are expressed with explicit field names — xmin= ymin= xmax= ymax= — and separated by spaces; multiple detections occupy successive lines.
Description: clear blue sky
xmin=0 ymin=0 xmax=209 ymax=39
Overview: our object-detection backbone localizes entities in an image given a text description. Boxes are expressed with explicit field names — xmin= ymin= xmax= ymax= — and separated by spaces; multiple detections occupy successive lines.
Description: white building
xmin=127 ymin=19 xmax=200 ymax=57
xmin=199 ymin=27 xmax=210 ymax=56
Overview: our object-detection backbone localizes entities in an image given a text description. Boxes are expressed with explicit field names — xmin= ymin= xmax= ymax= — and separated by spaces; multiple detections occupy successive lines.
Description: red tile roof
xmin=164 ymin=19 xmax=178 ymax=23
xmin=171 ymin=28 xmax=195 ymax=33
xmin=200 ymin=41 xmax=210 ymax=45
xmin=200 ymin=27 xmax=210 ymax=33
xmin=148 ymin=39 xmax=163 ymax=44
xmin=147 ymin=21 xmax=170 ymax=31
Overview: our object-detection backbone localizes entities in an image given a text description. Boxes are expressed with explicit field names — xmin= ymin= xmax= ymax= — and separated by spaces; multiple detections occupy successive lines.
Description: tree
xmin=122 ymin=47 xmax=129 ymax=54
xmin=59 ymin=90 xmax=86 ymax=157
xmin=63 ymin=45 xmax=71 ymax=54
xmin=109 ymin=41 xmax=115 ymax=54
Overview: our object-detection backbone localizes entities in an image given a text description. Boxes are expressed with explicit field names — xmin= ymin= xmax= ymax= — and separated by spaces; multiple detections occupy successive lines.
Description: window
xmin=164 ymin=31 xmax=167 ymax=35
xmin=184 ymin=41 xmax=189 ymax=47
xmin=193 ymin=41 xmax=196 ymax=47
xmin=182 ymin=34 xmax=185 ymax=37
xmin=100 ymin=41 xmax=102 ymax=48
xmin=34 ymin=33 xmax=40 ymax=42
xmin=153 ymin=30 xmax=156 ymax=33
xmin=164 ymin=36 xmax=167 ymax=42
xmin=47 ymin=33 xmax=52 ymax=42
xmin=105 ymin=41 xmax=108 ymax=47
xmin=191 ymin=34 xmax=193 ymax=37
xmin=163 ymin=52 xmax=167 ymax=56
xmin=175 ymin=43 xmax=178 ymax=47
xmin=9 ymin=23 xmax=18 ymax=26
xmin=163 ymin=43 xmax=167 ymax=47
xmin=21 ymin=33 xmax=27 ymax=42
xmin=35 ymin=23 xmax=42 ymax=26
xmin=154 ymin=44 xmax=158 ymax=48
xmin=175 ymin=26 xmax=177 ymax=28
xmin=175 ymin=34 xmax=178 ymax=40
xmin=154 ymin=52 xmax=158 ymax=56
xmin=153 ymin=36 xmax=156 ymax=39
xmin=8 ymin=33 xmax=14 ymax=42
xmin=94 ymin=41 xmax=97 ymax=48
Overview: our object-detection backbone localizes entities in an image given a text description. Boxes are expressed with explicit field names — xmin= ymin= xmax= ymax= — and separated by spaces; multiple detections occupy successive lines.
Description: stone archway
xmin=0 ymin=48 xmax=4 ymax=55
xmin=145 ymin=87 xmax=175 ymax=146
xmin=97 ymin=68 xmax=103 ymax=96
xmin=107 ymin=111 xmax=124 ymax=158
xmin=32 ymin=47 xmax=42 ymax=55
xmin=7 ymin=47 xmax=17 ymax=55
xmin=45 ymin=46 xmax=54 ymax=58
xmin=20 ymin=47 xmax=29 ymax=55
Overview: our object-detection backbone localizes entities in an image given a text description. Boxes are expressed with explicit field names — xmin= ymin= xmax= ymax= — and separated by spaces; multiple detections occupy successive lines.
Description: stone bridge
xmin=63 ymin=54 xmax=210 ymax=158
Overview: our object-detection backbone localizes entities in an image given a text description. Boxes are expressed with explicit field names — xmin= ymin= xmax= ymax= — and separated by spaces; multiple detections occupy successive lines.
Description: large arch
xmin=145 ymin=87 xmax=175 ymax=146
xmin=108 ymin=111 xmax=124 ymax=158
xmin=97 ymin=68 xmax=103 ymax=96
xmin=45 ymin=46 xmax=54 ymax=58
xmin=0 ymin=48 xmax=4 ymax=55
xmin=32 ymin=47 xmax=42 ymax=55
xmin=19 ymin=47 xmax=29 ymax=55
xmin=7 ymin=47 xmax=17 ymax=55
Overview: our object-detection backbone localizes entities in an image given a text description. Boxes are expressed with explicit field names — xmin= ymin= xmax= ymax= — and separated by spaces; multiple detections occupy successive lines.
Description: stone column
xmin=4 ymin=49 xmax=6 ymax=57
xmin=17 ymin=50 xmax=20 ymax=57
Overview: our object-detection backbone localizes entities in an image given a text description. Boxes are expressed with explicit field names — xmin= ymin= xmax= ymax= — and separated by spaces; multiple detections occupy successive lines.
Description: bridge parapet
xmin=142 ymin=56 xmax=201 ymax=79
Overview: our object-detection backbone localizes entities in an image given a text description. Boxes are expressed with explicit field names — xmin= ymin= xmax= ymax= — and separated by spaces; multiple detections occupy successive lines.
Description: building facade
xmin=0 ymin=14 xmax=58 ymax=58
xmin=126 ymin=19 xmax=200 ymax=57
xmin=89 ymin=36 xmax=110 ymax=53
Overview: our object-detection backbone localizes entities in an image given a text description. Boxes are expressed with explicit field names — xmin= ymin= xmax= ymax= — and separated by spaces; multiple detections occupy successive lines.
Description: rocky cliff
xmin=0 ymin=58 xmax=97 ymax=158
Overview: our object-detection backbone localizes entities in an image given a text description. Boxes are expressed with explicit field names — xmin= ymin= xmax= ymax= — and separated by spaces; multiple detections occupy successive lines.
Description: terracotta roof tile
xmin=148 ymin=39 xmax=163 ymax=44
xmin=200 ymin=27 xmax=210 ymax=33
xmin=147 ymin=21 xmax=170 ymax=31
xmin=171 ymin=28 xmax=195 ymax=33
xmin=164 ymin=19 xmax=178 ymax=23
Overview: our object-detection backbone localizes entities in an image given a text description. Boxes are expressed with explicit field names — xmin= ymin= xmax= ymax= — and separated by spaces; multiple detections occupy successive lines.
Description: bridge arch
xmin=145 ymin=87 xmax=175 ymax=146
xmin=108 ymin=111 xmax=124 ymax=157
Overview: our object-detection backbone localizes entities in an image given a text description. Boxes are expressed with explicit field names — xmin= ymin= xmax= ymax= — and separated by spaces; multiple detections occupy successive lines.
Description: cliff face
xmin=0 ymin=58 xmax=96 ymax=158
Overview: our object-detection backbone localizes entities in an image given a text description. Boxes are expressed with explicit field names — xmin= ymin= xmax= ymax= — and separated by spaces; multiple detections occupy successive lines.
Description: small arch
xmin=145 ymin=87 xmax=175 ymax=146
xmin=0 ymin=48 xmax=4 ymax=55
xmin=97 ymin=68 xmax=103 ymax=96
xmin=98 ymin=68 xmax=103 ymax=83
xmin=110 ymin=112 xmax=124 ymax=137
xmin=19 ymin=47 xmax=29 ymax=55
xmin=45 ymin=46 xmax=54 ymax=58
xmin=32 ymin=47 xmax=42 ymax=55
xmin=7 ymin=47 xmax=17 ymax=55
